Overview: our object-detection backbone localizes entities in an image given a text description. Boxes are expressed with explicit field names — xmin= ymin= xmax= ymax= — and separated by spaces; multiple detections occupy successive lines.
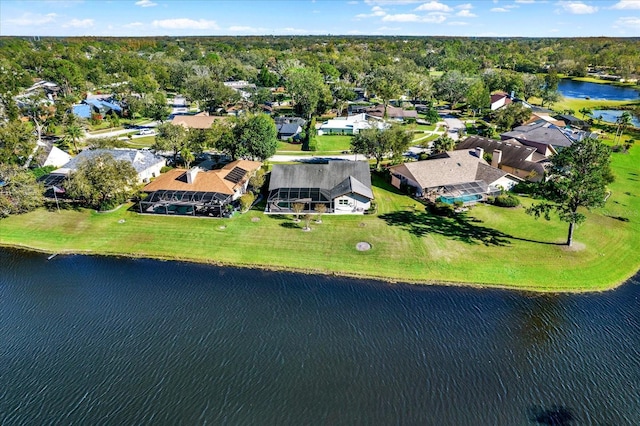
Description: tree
xmin=314 ymin=203 xmax=327 ymax=223
xmin=217 ymin=114 xmax=277 ymax=161
xmin=249 ymin=168 xmax=266 ymax=193
xmin=258 ymin=67 xmax=279 ymax=87
xmin=63 ymin=123 xmax=84 ymax=154
xmin=65 ymin=153 xmax=139 ymax=211
xmin=431 ymin=135 xmax=456 ymax=155
xmin=303 ymin=213 xmax=313 ymax=231
xmin=579 ymin=107 xmax=592 ymax=120
xmin=366 ymin=66 xmax=404 ymax=118
xmin=0 ymin=164 xmax=45 ymax=218
xmin=614 ymin=111 xmax=632 ymax=145
xmin=185 ymin=76 xmax=240 ymax=114
xmin=526 ymin=138 xmax=613 ymax=246
xmin=404 ymin=72 xmax=433 ymax=103
xmin=351 ymin=125 xmax=412 ymax=170
xmin=143 ymin=92 xmax=170 ymax=123
xmin=284 ymin=67 xmax=328 ymax=119
xmin=494 ymin=103 xmax=532 ymax=132
xmin=0 ymin=120 xmax=37 ymax=166
xmin=435 ymin=70 xmax=470 ymax=109
xmin=522 ymin=73 xmax=544 ymax=102
xmin=153 ymin=122 xmax=187 ymax=165
xmin=466 ymin=79 xmax=489 ymax=116
xmin=291 ymin=202 xmax=304 ymax=222
xmin=180 ymin=146 xmax=195 ymax=168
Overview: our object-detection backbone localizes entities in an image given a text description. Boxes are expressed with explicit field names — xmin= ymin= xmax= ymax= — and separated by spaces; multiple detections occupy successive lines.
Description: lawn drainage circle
xmin=251 ymin=217 xmax=261 ymax=222
xmin=356 ymin=242 xmax=372 ymax=251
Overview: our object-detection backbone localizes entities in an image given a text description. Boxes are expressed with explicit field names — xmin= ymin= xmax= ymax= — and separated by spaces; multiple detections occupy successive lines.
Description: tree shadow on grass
xmin=280 ymin=222 xmax=300 ymax=229
xmin=379 ymin=210 xmax=512 ymax=246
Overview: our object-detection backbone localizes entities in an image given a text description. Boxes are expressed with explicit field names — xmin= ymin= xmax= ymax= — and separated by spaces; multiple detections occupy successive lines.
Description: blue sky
xmin=1 ymin=0 xmax=639 ymax=37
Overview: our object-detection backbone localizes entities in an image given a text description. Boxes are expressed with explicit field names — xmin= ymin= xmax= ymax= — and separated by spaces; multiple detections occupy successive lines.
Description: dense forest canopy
xmin=1 ymin=36 xmax=638 ymax=100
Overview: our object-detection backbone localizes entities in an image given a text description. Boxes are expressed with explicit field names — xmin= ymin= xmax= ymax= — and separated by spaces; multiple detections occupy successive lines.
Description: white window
xmin=338 ymin=199 xmax=349 ymax=205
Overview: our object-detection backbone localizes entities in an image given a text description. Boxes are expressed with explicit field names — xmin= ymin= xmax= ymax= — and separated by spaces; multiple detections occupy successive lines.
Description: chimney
xmin=492 ymin=149 xmax=502 ymax=168
xmin=510 ymin=90 xmax=515 ymax=99
xmin=186 ymin=167 xmax=200 ymax=184
xmin=475 ymin=147 xmax=484 ymax=159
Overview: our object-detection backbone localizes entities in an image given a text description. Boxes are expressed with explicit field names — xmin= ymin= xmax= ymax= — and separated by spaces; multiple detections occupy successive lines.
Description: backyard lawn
xmin=2 ymin=140 xmax=639 ymax=292
xmin=315 ymin=135 xmax=353 ymax=152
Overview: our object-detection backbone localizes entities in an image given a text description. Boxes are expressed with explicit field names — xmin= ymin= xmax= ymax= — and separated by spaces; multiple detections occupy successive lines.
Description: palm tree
xmin=615 ymin=111 xmax=632 ymax=145
xmin=314 ymin=203 xmax=327 ymax=223
xmin=430 ymin=135 xmax=456 ymax=155
xmin=64 ymin=123 xmax=84 ymax=154
xmin=291 ymin=203 xmax=305 ymax=222
xmin=579 ymin=107 xmax=592 ymax=120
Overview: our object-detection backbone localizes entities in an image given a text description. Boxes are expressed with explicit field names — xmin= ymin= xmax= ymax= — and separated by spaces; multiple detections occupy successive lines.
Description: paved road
xmin=85 ymin=121 xmax=159 ymax=139
xmin=441 ymin=115 xmax=465 ymax=140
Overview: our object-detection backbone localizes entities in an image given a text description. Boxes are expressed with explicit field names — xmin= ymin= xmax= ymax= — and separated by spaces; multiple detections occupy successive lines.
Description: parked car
xmin=138 ymin=129 xmax=154 ymax=136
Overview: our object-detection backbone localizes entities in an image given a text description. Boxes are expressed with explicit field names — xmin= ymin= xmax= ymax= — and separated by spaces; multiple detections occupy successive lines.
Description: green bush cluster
xmin=428 ymin=201 xmax=455 ymax=217
xmin=492 ymin=193 xmax=520 ymax=207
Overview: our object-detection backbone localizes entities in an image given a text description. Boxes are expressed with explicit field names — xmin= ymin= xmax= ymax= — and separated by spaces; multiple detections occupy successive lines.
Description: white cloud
xmin=456 ymin=3 xmax=473 ymax=9
xmin=558 ymin=2 xmax=598 ymax=14
xmin=611 ymin=0 xmax=640 ymax=9
xmin=456 ymin=9 xmax=477 ymax=17
xmin=382 ymin=13 xmax=421 ymax=22
xmin=382 ymin=12 xmax=446 ymax=22
xmin=356 ymin=5 xmax=387 ymax=18
xmin=615 ymin=16 xmax=640 ymax=27
xmin=414 ymin=1 xmax=452 ymax=12
xmin=152 ymin=18 xmax=219 ymax=30
xmin=490 ymin=7 xmax=509 ymax=12
xmin=515 ymin=0 xmax=536 ymax=3
xmin=135 ymin=0 xmax=157 ymax=7
xmin=63 ymin=18 xmax=94 ymax=28
xmin=7 ymin=13 xmax=57 ymax=26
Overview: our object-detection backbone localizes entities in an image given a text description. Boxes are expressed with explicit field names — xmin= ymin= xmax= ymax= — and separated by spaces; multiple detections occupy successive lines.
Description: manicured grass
xmin=2 ymin=144 xmax=640 ymax=292
xmin=125 ymin=136 xmax=156 ymax=148
xmin=315 ymin=135 xmax=353 ymax=152
xmin=277 ymin=141 xmax=303 ymax=152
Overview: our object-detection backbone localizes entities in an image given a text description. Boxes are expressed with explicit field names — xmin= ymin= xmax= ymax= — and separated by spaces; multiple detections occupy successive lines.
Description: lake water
xmin=558 ymin=79 xmax=639 ymax=101
xmin=591 ymin=109 xmax=640 ymax=128
xmin=1 ymin=248 xmax=640 ymax=425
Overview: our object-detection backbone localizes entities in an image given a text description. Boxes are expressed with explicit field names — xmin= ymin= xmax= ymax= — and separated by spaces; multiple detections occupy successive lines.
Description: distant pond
xmin=591 ymin=109 xmax=640 ymax=127
xmin=558 ymin=79 xmax=639 ymax=101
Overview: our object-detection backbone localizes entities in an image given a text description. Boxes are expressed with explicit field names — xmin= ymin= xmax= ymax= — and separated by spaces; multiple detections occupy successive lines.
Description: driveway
xmin=441 ymin=115 xmax=465 ymax=140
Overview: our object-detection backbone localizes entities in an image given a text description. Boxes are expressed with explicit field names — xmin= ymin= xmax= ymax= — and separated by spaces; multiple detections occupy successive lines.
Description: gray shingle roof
xmin=62 ymin=148 xmax=165 ymax=174
xmin=501 ymin=122 xmax=592 ymax=149
xmin=269 ymin=161 xmax=373 ymax=200
xmin=456 ymin=136 xmax=546 ymax=177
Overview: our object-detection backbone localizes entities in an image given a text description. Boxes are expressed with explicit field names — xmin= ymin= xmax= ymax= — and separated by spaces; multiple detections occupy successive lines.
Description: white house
xmin=318 ymin=113 xmax=386 ymax=135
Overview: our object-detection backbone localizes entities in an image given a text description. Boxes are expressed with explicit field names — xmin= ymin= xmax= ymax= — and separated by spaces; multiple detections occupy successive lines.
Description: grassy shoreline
xmin=2 ymin=139 xmax=639 ymax=293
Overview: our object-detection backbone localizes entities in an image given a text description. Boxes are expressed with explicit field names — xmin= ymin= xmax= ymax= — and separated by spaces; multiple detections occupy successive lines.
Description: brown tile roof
xmin=143 ymin=160 xmax=262 ymax=194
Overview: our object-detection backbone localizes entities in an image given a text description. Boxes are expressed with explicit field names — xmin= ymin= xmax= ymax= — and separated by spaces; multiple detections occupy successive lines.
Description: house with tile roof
xmin=364 ymin=105 xmax=418 ymax=121
xmin=388 ymin=150 xmax=521 ymax=204
xmin=170 ymin=112 xmax=222 ymax=130
xmin=267 ymin=161 xmax=373 ymax=214
xmin=139 ymin=159 xmax=261 ymax=217
xmin=501 ymin=122 xmax=597 ymax=156
xmin=455 ymin=136 xmax=547 ymax=182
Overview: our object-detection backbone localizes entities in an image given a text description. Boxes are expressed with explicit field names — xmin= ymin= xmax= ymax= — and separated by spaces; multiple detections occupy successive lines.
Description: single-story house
xmin=267 ymin=161 xmax=373 ymax=215
xmin=554 ymin=114 xmax=588 ymax=129
xmin=490 ymin=92 xmax=513 ymax=111
xmin=35 ymin=142 xmax=72 ymax=168
xmin=171 ymin=112 xmax=220 ymax=130
xmin=274 ymin=117 xmax=306 ymax=140
xmin=455 ymin=136 xmax=547 ymax=182
xmin=501 ymin=122 xmax=597 ymax=155
xmin=388 ymin=150 xmax=521 ymax=204
xmin=364 ymin=105 xmax=418 ymax=121
xmin=55 ymin=148 xmax=166 ymax=183
xmin=72 ymin=98 xmax=123 ymax=119
xmin=139 ymin=160 xmax=261 ymax=217
xmin=318 ymin=113 xmax=385 ymax=135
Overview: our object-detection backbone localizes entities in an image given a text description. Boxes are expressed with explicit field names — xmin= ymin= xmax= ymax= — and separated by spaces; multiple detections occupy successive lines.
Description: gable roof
xmin=143 ymin=159 xmax=261 ymax=194
xmin=269 ymin=161 xmax=373 ymax=200
xmin=277 ymin=123 xmax=302 ymax=136
xmin=501 ymin=122 xmax=580 ymax=148
xmin=456 ymin=136 xmax=546 ymax=176
xmin=389 ymin=150 xmax=487 ymax=189
xmin=365 ymin=105 xmax=418 ymax=119
xmin=59 ymin=148 xmax=165 ymax=175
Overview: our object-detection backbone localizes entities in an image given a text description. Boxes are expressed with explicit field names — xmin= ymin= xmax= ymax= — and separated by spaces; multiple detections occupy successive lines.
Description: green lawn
xmin=2 ymin=144 xmax=640 ymax=292
xmin=315 ymin=135 xmax=353 ymax=152
xmin=125 ymin=136 xmax=156 ymax=149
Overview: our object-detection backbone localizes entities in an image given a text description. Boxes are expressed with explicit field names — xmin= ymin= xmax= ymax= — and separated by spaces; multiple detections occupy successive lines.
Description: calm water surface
xmin=1 ymin=248 xmax=639 ymax=425
xmin=591 ymin=109 xmax=640 ymax=128
xmin=558 ymin=79 xmax=639 ymax=101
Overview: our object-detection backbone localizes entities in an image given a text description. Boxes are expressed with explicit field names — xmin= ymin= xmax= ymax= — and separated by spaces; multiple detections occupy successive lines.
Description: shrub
xmin=453 ymin=200 xmax=464 ymax=208
xmin=239 ymin=192 xmax=255 ymax=212
xmin=160 ymin=165 xmax=174 ymax=173
xmin=511 ymin=181 xmax=538 ymax=195
xmin=493 ymin=193 xmax=520 ymax=207
xmin=429 ymin=201 xmax=455 ymax=217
